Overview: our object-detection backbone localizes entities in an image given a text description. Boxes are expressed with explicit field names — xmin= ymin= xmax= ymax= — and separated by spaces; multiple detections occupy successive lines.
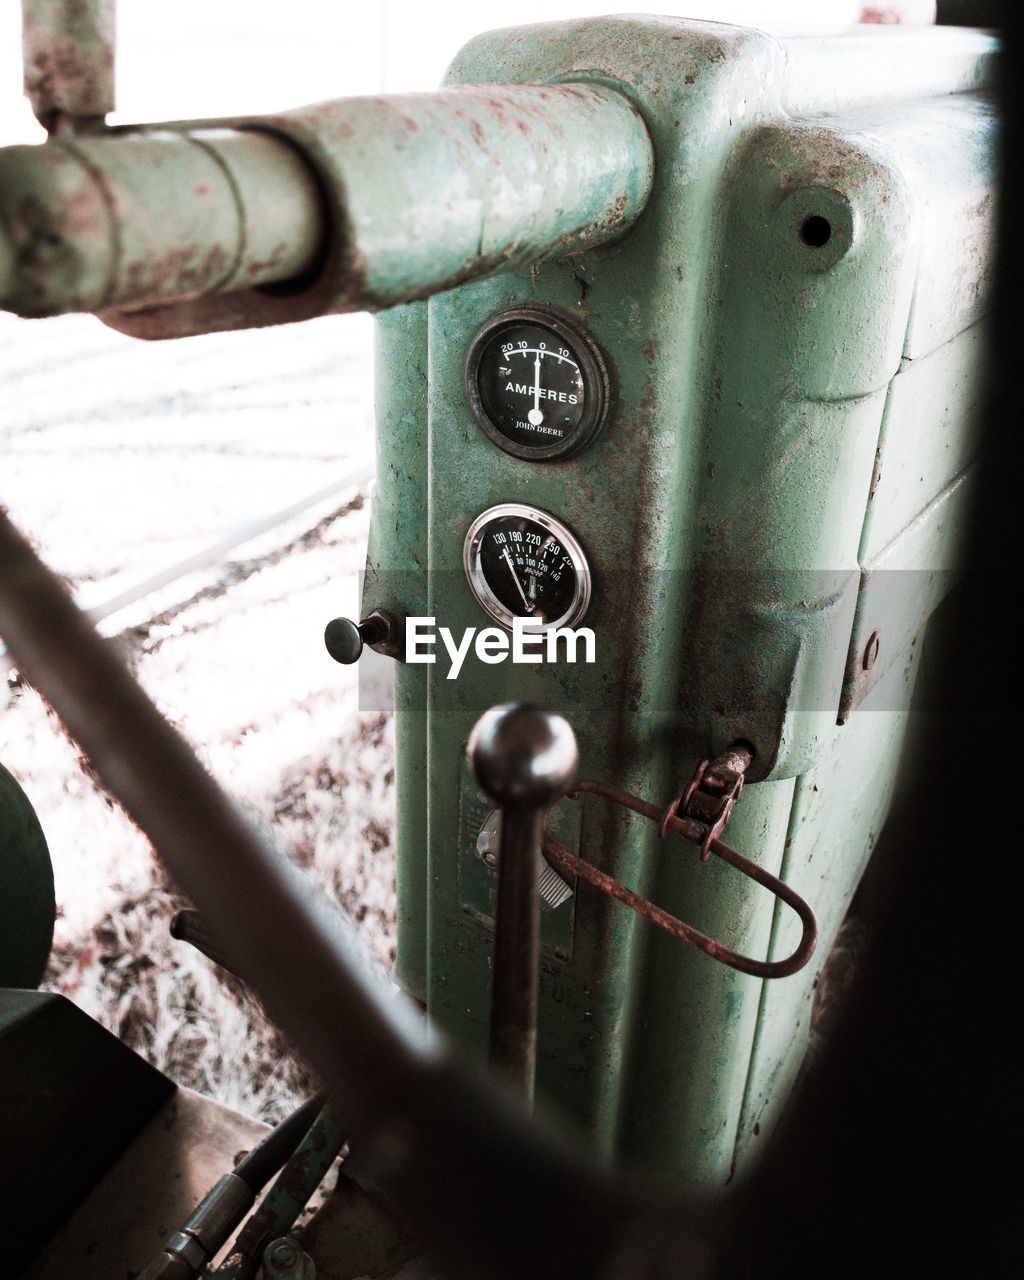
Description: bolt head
xmin=468 ymin=703 xmax=578 ymax=809
xmin=266 ymin=1238 xmax=303 ymax=1273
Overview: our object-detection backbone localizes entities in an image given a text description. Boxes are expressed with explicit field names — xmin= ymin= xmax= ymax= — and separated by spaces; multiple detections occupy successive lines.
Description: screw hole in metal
xmin=800 ymin=214 xmax=833 ymax=247
xmin=862 ymin=630 xmax=881 ymax=671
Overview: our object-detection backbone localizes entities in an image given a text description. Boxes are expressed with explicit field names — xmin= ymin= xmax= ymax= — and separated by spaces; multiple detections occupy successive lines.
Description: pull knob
xmin=323 ymin=610 xmax=395 ymax=664
xmin=468 ymin=703 xmax=578 ymax=1103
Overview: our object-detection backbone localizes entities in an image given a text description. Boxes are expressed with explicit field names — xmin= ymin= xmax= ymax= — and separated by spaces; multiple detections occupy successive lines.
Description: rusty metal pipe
xmin=22 ymin=0 xmax=116 ymax=133
xmin=0 ymin=83 xmax=654 ymax=327
xmin=0 ymin=129 xmax=327 ymax=318
xmin=564 ymin=779 xmax=818 ymax=979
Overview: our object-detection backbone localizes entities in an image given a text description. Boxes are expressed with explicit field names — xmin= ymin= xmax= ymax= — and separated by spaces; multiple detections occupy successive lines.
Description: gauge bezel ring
xmin=462 ymin=502 xmax=592 ymax=633
xmin=464 ymin=305 xmax=611 ymax=462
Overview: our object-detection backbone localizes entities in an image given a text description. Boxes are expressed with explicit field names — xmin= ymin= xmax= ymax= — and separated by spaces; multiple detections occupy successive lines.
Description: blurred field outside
xmin=0 ymin=0 xmax=399 ymax=1125
xmin=0 ymin=305 xmax=393 ymax=1119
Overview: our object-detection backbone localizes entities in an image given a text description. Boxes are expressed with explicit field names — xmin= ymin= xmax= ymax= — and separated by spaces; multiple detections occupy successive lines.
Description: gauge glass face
xmin=466 ymin=308 xmax=609 ymax=461
xmin=477 ymin=322 xmax=585 ymax=449
xmin=463 ymin=504 xmax=590 ymax=631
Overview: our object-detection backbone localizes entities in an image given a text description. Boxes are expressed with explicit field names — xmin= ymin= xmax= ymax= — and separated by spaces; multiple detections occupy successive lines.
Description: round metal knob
xmin=324 ymin=617 xmax=363 ymax=664
xmin=323 ymin=611 xmax=393 ymax=664
xmin=468 ymin=703 xmax=578 ymax=810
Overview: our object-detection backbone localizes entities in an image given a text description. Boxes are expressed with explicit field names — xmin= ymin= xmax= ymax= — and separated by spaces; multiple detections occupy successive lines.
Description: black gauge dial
xmin=463 ymin=504 xmax=591 ymax=631
xmin=465 ymin=307 xmax=610 ymax=461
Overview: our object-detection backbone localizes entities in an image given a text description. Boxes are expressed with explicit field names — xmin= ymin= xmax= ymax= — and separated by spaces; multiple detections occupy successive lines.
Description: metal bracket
xmin=661 ymin=743 xmax=753 ymax=860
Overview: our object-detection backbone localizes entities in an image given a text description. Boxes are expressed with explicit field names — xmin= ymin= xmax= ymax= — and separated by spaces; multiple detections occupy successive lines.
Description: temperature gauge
xmin=463 ymin=503 xmax=591 ymax=631
xmin=465 ymin=306 xmax=610 ymax=461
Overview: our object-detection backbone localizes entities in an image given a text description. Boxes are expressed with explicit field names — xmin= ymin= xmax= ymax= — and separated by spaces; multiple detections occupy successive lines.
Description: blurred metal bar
xmin=22 ymin=0 xmax=116 ymax=133
xmin=0 ymin=468 xmax=372 ymax=672
xmin=0 ymin=128 xmax=326 ymax=317
xmin=0 ymin=83 xmax=653 ymax=324
xmin=0 ymin=507 xmax=674 ymax=1280
xmin=0 ymin=506 xmax=428 ymax=1115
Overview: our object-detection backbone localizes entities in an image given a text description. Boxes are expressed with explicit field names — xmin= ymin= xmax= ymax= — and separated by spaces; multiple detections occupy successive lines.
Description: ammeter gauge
xmin=463 ymin=503 xmax=591 ymax=631
xmin=465 ymin=306 xmax=610 ymax=461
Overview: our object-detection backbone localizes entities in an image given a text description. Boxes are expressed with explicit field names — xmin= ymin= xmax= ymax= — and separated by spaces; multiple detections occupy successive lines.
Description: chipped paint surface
xmin=375 ymin=17 xmax=997 ymax=1188
xmin=0 ymin=128 xmax=324 ymax=317
xmin=0 ymin=83 xmax=653 ymax=333
xmin=110 ymin=83 xmax=653 ymax=339
xmin=0 ymin=6 xmax=998 ymax=1204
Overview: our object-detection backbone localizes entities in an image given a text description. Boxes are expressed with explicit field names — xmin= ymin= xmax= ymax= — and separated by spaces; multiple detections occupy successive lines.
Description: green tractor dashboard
xmin=0 ymin=4 xmax=1001 ymax=1277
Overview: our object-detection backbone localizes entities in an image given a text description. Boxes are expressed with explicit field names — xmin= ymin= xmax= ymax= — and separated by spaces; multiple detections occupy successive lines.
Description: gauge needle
xmin=501 ymin=548 xmax=531 ymax=611
xmin=528 ymin=354 xmax=544 ymax=426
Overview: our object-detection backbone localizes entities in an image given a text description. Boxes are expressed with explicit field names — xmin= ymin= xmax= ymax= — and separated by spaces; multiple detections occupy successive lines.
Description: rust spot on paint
xmin=245 ymin=241 xmax=288 ymax=280
xmin=23 ymin=12 xmax=115 ymax=131
xmin=121 ymin=239 xmax=234 ymax=305
xmin=859 ymin=5 xmax=911 ymax=21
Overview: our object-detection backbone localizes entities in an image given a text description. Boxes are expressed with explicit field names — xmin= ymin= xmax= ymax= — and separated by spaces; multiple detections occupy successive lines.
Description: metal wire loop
xmin=550 ymin=779 xmax=818 ymax=979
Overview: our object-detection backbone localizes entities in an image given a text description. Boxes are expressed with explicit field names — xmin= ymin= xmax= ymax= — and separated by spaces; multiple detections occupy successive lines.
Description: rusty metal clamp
xmin=543 ymin=757 xmax=818 ymax=980
xmin=659 ymin=743 xmax=752 ymax=859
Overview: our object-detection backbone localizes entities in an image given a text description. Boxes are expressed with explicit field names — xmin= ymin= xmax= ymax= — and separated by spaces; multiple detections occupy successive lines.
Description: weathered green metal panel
xmin=369 ymin=301 xmax=430 ymax=1001
xmin=366 ymin=18 xmax=997 ymax=1186
xmin=733 ymin=645 xmax=924 ymax=1173
xmin=864 ymin=324 xmax=989 ymax=562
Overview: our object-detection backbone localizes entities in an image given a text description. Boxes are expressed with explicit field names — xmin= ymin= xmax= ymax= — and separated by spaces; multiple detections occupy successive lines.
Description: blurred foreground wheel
xmin=0 ymin=762 xmax=54 ymax=987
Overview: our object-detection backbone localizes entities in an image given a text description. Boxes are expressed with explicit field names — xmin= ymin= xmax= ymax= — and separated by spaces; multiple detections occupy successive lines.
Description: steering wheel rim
xmin=0 ymin=505 xmax=709 ymax=1280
